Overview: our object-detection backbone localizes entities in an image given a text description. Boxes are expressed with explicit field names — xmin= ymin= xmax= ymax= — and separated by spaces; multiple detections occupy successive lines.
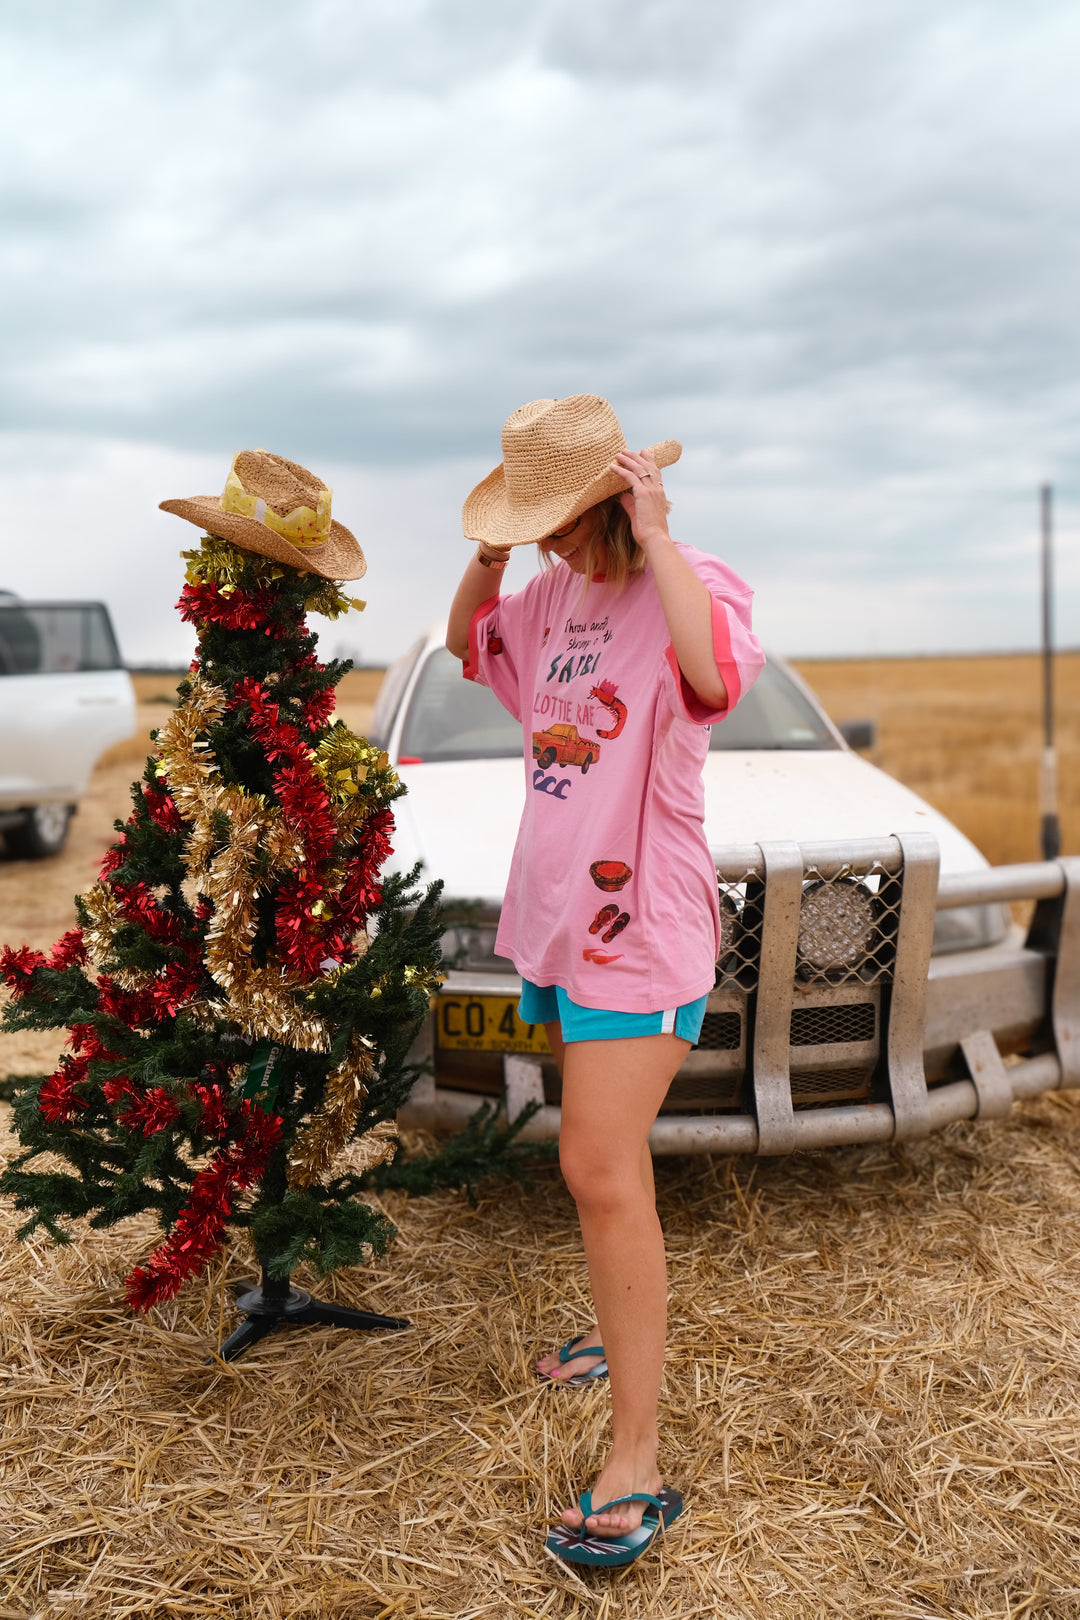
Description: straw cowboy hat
xmin=160 ymin=450 xmax=366 ymax=580
xmin=462 ymin=395 xmax=681 ymax=548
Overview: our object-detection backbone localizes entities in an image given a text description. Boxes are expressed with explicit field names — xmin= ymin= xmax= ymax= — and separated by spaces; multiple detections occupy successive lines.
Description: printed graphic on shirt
xmin=583 ymin=947 xmax=623 ymax=965
xmin=589 ymin=679 xmax=628 ymax=739
xmin=531 ymin=723 xmax=600 ymax=774
xmin=488 ymin=635 xmax=503 ymax=655
xmin=589 ymin=903 xmax=620 ymax=934
xmin=588 ymin=905 xmax=630 ymax=943
xmin=589 ymin=859 xmax=633 ymax=892
xmin=543 ymin=612 xmax=614 ymax=688
xmin=532 ymin=769 xmax=572 ymax=799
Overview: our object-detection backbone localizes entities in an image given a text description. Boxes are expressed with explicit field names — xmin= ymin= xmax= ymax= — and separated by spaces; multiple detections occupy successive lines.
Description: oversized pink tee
xmin=464 ymin=543 xmax=765 ymax=1013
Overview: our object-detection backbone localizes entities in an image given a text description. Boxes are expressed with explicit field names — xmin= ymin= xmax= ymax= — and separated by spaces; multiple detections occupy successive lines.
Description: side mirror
xmin=838 ymin=718 xmax=876 ymax=750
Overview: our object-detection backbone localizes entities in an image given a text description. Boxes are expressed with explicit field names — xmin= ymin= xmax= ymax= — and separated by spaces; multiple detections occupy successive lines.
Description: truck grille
xmin=790 ymin=1067 xmax=875 ymax=1106
xmin=694 ymin=1011 xmax=742 ymax=1051
xmin=789 ymin=1002 xmax=876 ymax=1046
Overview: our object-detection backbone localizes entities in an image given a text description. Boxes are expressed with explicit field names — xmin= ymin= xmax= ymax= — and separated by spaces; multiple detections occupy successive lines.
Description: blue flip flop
xmin=546 ymin=1487 xmax=684 ymax=1568
xmin=537 ymin=1334 xmax=609 ymax=1387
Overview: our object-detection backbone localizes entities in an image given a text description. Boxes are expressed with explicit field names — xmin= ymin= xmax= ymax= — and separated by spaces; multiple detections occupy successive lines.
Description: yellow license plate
xmin=435 ymin=993 xmax=551 ymax=1055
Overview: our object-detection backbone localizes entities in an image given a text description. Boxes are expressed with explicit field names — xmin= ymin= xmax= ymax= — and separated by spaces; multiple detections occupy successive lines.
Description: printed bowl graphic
xmin=589 ymin=859 xmax=633 ymax=892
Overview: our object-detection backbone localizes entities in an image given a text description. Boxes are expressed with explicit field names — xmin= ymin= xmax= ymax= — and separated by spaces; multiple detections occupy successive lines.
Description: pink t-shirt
xmin=464 ymin=543 xmax=765 ymax=1013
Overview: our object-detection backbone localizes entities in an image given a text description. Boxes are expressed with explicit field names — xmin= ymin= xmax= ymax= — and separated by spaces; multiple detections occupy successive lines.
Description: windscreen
xmin=398 ymin=647 xmax=524 ymax=761
xmin=396 ymin=647 xmax=837 ymax=761
xmin=368 ymin=636 xmax=424 ymax=747
xmin=708 ymin=660 xmax=838 ymax=751
xmin=0 ymin=603 xmax=123 ymax=675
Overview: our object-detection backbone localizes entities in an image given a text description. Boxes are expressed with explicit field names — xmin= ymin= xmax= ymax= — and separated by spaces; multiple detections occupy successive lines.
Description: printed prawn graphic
xmin=589 ymin=679 xmax=628 ymax=739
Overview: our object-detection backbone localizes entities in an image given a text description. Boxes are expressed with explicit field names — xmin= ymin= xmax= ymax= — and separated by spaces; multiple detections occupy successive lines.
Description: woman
xmin=446 ymin=395 xmax=764 ymax=1568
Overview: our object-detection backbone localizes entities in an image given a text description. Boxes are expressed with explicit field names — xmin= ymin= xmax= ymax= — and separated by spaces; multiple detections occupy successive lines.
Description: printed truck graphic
xmin=532 ymin=723 xmax=601 ymax=773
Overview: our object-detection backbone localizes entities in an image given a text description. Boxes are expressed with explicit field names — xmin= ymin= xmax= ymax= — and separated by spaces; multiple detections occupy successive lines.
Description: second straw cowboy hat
xmin=462 ymin=394 xmax=681 ymax=548
xmin=159 ymin=450 xmax=366 ymax=580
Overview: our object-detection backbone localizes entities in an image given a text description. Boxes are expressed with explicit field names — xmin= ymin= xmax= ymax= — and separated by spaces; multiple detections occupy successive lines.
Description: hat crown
xmin=232 ymin=450 xmax=327 ymax=517
xmin=500 ymin=395 xmax=627 ymax=506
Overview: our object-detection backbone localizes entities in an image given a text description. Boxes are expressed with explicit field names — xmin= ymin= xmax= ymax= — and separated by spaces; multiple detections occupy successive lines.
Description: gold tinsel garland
xmin=286 ymin=1037 xmax=378 ymax=1187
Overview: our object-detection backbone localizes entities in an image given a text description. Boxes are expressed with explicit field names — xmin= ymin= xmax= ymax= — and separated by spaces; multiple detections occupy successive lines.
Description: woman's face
xmin=540 ymin=507 xmax=602 ymax=574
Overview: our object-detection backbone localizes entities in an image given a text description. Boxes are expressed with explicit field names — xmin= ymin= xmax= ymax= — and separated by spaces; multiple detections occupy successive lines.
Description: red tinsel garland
xmin=142 ymin=784 xmax=186 ymax=834
xmin=124 ymin=1102 xmax=282 ymax=1311
xmin=113 ymin=881 xmax=189 ymax=947
xmin=231 ymin=676 xmax=348 ymax=977
xmin=177 ymin=581 xmax=302 ymax=639
xmin=190 ymin=1078 xmax=232 ymax=1139
xmin=38 ymin=1054 xmax=92 ymax=1123
xmin=103 ymin=1076 xmax=182 ymax=1136
xmin=0 ymin=929 xmax=89 ymax=997
xmin=302 ymin=685 xmax=337 ymax=731
xmin=97 ymin=974 xmax=166 ymax=1030
xmin=99 ymin=834 xmax=127 ymax=880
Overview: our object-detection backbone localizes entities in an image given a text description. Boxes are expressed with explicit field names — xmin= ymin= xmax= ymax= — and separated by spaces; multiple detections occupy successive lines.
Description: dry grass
xmin=4 ymin=1099 xmax=1080 ymax=1618
xmin=4 ymin=655 xmax=1080 ymax=1616
xmin=792 ymin=653 xmax=1080 ymax=869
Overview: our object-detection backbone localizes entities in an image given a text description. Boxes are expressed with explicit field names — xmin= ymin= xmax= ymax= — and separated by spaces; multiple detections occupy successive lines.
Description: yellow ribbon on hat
xmin=220 ymin=455 xmax=333 ymax=549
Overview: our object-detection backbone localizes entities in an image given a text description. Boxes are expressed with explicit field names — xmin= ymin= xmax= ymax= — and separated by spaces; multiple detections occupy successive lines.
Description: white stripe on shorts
xmin=660 ymin=1008 xmax=676 ymax=1034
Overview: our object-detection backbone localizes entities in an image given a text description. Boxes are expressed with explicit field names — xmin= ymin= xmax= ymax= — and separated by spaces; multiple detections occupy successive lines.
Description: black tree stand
xmin=210 ymin=1130 xmax=409 ymax=1362
xmin=214 ymin=1266 xmax=410 ymax=1361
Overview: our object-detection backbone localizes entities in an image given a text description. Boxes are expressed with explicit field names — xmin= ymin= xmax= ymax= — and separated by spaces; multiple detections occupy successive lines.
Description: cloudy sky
xmin=2 ymin=0 xmax=1078 ymax=667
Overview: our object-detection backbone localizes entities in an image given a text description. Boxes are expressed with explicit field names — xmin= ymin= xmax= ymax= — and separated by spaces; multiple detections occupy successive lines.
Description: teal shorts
xmin=518 ymin=979 xmax=708 ymax=1045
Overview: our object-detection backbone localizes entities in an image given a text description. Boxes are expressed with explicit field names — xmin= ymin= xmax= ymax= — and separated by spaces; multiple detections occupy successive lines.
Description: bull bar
xmin=400 ymin=834 xmax=1080 ymax=1155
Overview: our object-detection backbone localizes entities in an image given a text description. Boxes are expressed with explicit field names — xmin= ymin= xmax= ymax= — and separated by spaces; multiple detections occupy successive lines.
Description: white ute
xmin=0 ymin=594 xmax=136 ymax=858
xmin=368 ymin=626 xmax=1078 ymax=1153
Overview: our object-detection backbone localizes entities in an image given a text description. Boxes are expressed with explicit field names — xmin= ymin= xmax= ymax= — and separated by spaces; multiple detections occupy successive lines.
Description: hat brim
xmin=159 ymin=496 xmax=366 ymax=581
xmin=462 ymin=439 xmax=682 ymax=548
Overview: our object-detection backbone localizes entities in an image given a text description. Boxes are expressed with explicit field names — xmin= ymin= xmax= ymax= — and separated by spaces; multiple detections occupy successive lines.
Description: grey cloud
xmin=2 ymin=0 xmax=1079 ymax=657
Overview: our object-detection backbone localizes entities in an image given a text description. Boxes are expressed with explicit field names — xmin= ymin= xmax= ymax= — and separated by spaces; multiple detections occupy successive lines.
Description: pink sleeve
xmin=463 ymin=592 xmax=525 ymax=723
xmin=664 ymin=550 xmax=766 ymax=725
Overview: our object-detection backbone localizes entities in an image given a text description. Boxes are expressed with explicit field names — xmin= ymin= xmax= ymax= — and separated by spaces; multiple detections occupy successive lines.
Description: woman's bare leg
xmin=555 ymin=1032 xmax=688 ymax=1536
xmin=537 ymin=1129 xmax=654 ymax=1380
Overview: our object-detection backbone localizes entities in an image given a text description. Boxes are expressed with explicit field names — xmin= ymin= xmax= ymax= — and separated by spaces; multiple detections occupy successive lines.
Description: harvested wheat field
xmin=3 ymin=656 xmax=1080 ymax=1619
xmin=791 ymin=651 xmax=1080 ymax=869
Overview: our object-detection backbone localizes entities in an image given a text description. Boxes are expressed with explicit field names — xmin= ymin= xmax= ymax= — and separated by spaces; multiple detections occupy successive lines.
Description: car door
xmin=0 ymin=601 xmax=136 ymax=805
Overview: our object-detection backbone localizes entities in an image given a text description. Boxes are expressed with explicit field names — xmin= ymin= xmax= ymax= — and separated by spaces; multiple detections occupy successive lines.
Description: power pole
xmin=1040 ymin=483 xmax=1060 ymax=860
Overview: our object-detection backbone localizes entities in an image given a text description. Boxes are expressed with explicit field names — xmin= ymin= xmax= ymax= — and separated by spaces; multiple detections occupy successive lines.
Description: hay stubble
xmin=4 ymin=1101 xmax=1080 ymax=1617
xmin=4 ymin=657 xmax=1080 ymax=1616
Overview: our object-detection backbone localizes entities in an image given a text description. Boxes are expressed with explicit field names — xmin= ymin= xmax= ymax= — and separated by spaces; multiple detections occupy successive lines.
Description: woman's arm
xmin=612 ymin=448 xmax=728 ymax=710
xmin=446 ymin=543 xmax=512 ymax=660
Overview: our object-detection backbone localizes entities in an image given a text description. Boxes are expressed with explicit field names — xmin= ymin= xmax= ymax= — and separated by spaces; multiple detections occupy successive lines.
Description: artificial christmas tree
xmin=0 ymin=452 xmax=449 ymax=1358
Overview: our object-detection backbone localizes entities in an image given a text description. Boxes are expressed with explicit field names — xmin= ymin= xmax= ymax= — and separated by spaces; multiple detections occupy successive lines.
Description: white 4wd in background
xmin=0 ymin=594 xmax=136 ymax=858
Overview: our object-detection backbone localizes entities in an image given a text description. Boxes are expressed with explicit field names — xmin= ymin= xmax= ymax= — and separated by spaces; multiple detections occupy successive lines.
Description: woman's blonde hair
xmin=539 ymin=494 xmax=671 ymax=594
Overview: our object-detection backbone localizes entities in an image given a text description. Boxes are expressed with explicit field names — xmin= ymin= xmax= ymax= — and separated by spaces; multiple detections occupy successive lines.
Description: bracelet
xmin=476 ymin=543 xmax=510 ymax=570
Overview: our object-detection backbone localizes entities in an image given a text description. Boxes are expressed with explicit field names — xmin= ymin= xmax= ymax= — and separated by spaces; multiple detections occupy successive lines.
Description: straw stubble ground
xmin=3 ymin=658 xmax=1080 ymax=1618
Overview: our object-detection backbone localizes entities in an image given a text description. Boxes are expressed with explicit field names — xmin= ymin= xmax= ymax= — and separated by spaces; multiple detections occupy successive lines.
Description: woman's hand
xmin=611 ymin=447 xmax=728 ymax=709
xmin=611 ymin=448 xmax=670 ymax=552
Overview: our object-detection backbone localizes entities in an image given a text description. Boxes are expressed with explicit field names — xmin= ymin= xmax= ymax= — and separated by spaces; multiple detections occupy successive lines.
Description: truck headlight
xmin=932 ymin=903 xmax=1008 ymax=955
xmin=797 ymin=877 xmax=879 ymax=973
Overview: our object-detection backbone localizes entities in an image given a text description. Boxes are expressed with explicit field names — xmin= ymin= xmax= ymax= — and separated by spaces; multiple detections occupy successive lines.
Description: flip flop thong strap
xmin=559 ymin=1337 xmax=606 ymax=1364
xmin=587 ymin=1491 xmax=665 ymax=1517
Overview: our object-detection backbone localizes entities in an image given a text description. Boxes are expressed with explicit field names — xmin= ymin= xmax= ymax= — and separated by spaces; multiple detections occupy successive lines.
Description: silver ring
xmin=640 ymin=472 xmax=653 ymax=479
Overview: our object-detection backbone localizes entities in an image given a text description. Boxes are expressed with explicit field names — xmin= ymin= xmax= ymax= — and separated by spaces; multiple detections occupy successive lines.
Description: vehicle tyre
xmin=4 ymin=803 xmax=74 ymax=859
xmin=581 ymin=754 xmax=594 ymax=774
xmin=539 ymin=748 xmax=556 ymax=768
